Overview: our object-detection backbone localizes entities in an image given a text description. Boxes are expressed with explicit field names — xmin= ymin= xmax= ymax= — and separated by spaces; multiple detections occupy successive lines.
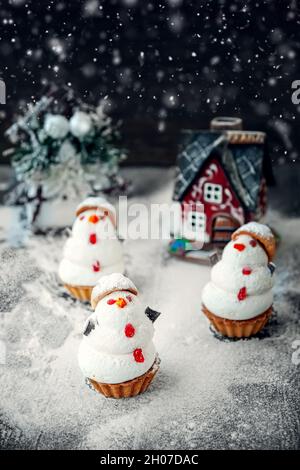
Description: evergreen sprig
xmin=5 ymin=87 xmax=126 ymax=201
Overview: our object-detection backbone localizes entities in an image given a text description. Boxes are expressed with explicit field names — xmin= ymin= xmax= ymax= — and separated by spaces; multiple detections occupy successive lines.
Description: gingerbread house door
xmin=212 ymin=215 xmax=240 ymax=247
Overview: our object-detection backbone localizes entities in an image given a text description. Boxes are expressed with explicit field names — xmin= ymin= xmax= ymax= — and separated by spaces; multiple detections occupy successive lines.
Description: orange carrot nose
xmin=88 ymin=214 xmax=100 ymax=224
xmin=233 ymin=243 xmax=245 ymax=252
xmin=116 ymin=298 xmax=127 ymax=308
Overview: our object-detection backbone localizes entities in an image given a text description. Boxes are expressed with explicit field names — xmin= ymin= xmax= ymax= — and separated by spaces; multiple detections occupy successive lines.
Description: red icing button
xmin=92 ymin=261 xmax=100 ymax=272
xmin=238 ymin=287 xmax=247 ymax=301
xmin=125 ymin=323 xmax=135 ymax=338
xmin=89 ymin=214 xmax=100 ymax=224
xmin=107 ymin=299 xmax=116 ymax=305
xmin=250 ymin=239 xmax=257 ymax=247
xmin=242 ymin=267 xmax=252 ymax=275
xmin=234 ymin=243 xmax=245 ymax=252
xmin=89 ymin=233 xmax=97 ymax=244
xmin=133 ymin=348 xmax=144 ymax=363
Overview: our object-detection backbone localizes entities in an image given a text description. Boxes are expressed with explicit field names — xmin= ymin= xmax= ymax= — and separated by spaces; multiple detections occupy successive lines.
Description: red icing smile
xmin=234 ymin=243 xmax=245 ymax=252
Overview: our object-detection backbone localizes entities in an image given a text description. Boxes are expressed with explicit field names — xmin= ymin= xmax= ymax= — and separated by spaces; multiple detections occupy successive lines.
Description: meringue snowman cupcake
xmin=202 ymin=222 xmax=276 ymax=338
xmin=59 ymin=197 xmax=124 ymax=301
xmin=78 ymin=273 xmax=161 ymax=398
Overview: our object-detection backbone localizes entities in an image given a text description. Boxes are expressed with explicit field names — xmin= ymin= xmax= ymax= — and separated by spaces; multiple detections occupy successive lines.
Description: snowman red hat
xmin=91 ymin=273 xmax=138 ymax=309
xmin=76 ymin=197 xmax=117 ymax=228
xmin=231 ymin=222 xmax=276 ymax=261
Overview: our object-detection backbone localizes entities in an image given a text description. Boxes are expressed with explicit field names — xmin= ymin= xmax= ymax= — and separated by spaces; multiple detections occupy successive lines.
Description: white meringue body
xmin=59 ymin=208 xmax=124 ymax=286
xmin=202 ymin=234 xmax=274 ymax=320
xmin=78 ymin=291 xmax=156 ymax=384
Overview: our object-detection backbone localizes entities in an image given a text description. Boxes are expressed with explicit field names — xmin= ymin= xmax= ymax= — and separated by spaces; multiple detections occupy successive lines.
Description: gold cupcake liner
xmin=87 ymin=357 xmax=160 ymax=399
xmin=64 ymin=284 xmax=93 ymax=302
xmin=202 ymin=304 xmax=273 ymax=338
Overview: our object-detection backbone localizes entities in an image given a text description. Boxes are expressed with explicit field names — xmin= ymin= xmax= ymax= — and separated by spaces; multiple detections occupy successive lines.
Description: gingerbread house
xmin=169 ymin=117 xmax=274 ymax=260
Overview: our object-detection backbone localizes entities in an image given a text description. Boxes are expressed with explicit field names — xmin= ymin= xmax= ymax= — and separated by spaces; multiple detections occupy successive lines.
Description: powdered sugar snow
xmin=0 ymin=168 xmax=299 ymax=450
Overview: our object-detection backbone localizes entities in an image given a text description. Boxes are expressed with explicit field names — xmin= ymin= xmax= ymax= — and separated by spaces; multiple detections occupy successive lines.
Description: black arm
xmin=145 ymin=306 xmax=161 ymax=323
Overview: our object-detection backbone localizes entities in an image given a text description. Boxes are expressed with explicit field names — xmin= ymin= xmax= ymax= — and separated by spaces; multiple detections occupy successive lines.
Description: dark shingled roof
xmin=173 ymin=130 xmax=273 ymax=212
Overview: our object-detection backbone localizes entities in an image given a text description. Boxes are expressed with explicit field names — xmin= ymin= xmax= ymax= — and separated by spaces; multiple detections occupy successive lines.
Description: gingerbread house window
xmin=204 ymin=183 xmax=223 ymax=204
xmin=187 ymin=211 xmax=206 ymax=233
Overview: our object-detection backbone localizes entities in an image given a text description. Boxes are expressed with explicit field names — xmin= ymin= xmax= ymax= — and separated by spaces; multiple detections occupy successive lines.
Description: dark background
xmin=0 ymin=0 xmax=299 ymax=166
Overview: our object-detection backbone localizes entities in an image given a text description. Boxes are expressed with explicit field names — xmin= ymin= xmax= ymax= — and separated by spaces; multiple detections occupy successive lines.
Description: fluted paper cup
xmin=64 ymin=284 xmax=93 ymax=302
xmin=202 ymin=304 xmax=272 ymax=338
xmin=87 ymin=357 xmax=160 ymax=399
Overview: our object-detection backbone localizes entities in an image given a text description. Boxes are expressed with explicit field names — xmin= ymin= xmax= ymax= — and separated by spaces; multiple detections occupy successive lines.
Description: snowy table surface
xmin=0 ymin=166 xmax=300 ymax=450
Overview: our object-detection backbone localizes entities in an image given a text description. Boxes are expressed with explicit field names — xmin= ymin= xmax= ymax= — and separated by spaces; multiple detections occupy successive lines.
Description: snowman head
xmin=83 ymin=274 xmax=161 ymax=350
xmin=83 ymin=289 xmax=141 ymax=343
xmin=83 ymin=274 xmax=139 ymax=341
xmin=73 ymin=208 xmax=117 ymax=240
xmin=91 ymin=273 xmax=138 ymax=310
xmin=222 ymin=234 xmax=268 ymax=267
xmin=231 ymin=222 xmax=276 ymax=262
xmin=76 ymin=196 xmax=117 ymax=229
